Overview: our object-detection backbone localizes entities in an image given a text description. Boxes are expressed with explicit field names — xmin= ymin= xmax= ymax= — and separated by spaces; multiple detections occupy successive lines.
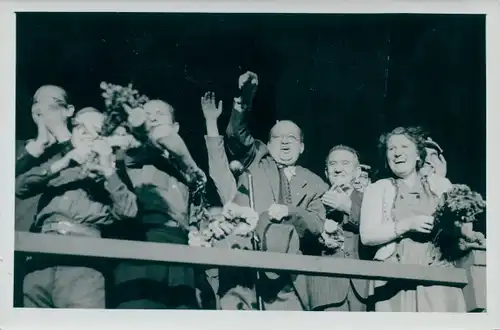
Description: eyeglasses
xmin=270 ymin=134 xmax=300 ymax=142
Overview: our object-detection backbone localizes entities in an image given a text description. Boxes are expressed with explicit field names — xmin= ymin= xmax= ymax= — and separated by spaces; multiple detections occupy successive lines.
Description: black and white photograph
xmin=2 ymin=0 xmax=499 ymax=329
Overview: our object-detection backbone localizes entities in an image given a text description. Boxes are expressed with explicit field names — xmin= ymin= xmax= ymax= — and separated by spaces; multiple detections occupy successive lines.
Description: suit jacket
xmin=307 ymin=189 xmax=371 ymax=310
xmin=225 ymin=108 xmax=328 ymax=239
xmin=225 ymin=107 xmax=329 ymax=310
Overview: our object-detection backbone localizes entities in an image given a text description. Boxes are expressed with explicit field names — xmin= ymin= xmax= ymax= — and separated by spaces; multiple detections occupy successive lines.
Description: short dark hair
xmin=325 ymin=145 xmax=360 ymax=167
xmin=378 ymin=126 xmax=427 ymax=176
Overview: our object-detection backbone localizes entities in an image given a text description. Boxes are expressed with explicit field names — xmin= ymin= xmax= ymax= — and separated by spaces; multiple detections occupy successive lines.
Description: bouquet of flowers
xmin=319 ymin=219 xmax=345 ymax=253
xmin=432 ymin=184 xmax=486 ymax=261
xmin=100 ymin=81 xmax=150 ymax=136
xmin=188 ymin=202 xmax=259 ymax=250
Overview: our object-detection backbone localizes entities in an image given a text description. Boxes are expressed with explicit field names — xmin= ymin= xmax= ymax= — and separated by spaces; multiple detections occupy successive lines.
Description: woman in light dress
xmin=360 ymin=126 xmax=466 ymax=312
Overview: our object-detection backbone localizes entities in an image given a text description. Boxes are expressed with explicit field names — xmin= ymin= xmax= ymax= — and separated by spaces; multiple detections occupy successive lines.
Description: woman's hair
xmin=377 ymin=126 xmax=428 ymax=178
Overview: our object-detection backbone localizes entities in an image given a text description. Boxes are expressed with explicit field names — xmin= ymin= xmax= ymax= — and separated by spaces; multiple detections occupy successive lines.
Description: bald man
xmin=16 ymin=85 xmax=75 ymax=177
xmin=112 ymin=99 xmax=203 ymax=309
xmin=221 ymin=72 xmax=328 ymax=311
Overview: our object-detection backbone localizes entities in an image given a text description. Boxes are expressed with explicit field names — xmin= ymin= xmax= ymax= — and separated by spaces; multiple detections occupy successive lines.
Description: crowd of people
xmin=15 ymin=70 xmax=484 ymax=312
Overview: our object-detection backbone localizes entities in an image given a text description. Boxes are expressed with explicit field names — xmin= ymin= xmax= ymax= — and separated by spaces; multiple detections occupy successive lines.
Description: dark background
xmin=16 ymin=13 xmax=486 ymax=196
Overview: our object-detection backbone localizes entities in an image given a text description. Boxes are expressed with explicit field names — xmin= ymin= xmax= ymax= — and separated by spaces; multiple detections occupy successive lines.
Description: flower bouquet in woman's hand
xmin=100 ymin=82 xmax=150 ymax=136
xmin=319 ymin=219 xmax=345 ymax=254
xmin=432 ymin=184 xmax=486 ymax=261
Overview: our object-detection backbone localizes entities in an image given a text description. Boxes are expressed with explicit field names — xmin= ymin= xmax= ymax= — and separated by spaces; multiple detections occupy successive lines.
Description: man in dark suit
xmin=308 ymin=145 xmax=371 ymax=311
xmin=221 ymin=72 xmax=328 ymax=310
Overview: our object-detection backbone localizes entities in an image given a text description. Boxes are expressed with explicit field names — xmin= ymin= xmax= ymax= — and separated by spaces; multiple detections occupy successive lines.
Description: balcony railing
xmin=13 ymin=231 xmax=486 ymax=312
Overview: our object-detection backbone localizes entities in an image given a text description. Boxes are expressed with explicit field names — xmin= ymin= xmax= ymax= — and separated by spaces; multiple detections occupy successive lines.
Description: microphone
xmin=229 ymin=160 xmax=245 ymax=176
xmin=229 ymin=159 xmax=263 ymax=310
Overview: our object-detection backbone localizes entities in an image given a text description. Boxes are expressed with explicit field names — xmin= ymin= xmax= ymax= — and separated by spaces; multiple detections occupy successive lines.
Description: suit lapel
xmin=290 ymin=167 xmax=308 ymax=206
xmin=265 ymin=159 xmax=280 ymax=203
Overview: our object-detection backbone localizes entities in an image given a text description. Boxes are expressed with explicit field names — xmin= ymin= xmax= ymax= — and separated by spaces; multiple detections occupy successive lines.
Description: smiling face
xmin=143 ymin=100 xmax=179 ymax=140
xmin=70 ymin=109 xmax=105 ymax=149
xmin=267 ymin=120 xmax=304 ymax=166
xmin=386 ymin=134 xmax=420 ymax=178
xmin=326 ymin=148 xmax=360 ymax=188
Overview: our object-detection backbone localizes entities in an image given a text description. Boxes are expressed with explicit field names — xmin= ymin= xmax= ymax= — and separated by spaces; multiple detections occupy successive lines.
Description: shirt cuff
xmin=104 ymin=171 xmax=125 ymax=193
xmin=25 ymin=140 xmax=45 ymax=158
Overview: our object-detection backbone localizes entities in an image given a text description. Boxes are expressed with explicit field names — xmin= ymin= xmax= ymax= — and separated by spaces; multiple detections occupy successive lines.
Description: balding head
xmin=34 ymin=85 xmax=68 ymax=104
xmin=267 ymin=120 xmax=304 ymax=166
xmin=31 ymin=84 xmax=74 ymax=125
xmin=143 ymin=99 xmax=179 ymax=140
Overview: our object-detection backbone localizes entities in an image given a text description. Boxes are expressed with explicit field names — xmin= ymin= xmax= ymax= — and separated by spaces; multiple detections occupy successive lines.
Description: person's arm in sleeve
xmin=359 ymin=182 xmax=401 ymax=246
xmin=285 ymin=180 xmax=329 ymax=238
xmin=15 ymin=155 xmax=67 ymax=199
xmin=205 ymin=135 xmax=237 ymax=205
xmin=103 ymin=170 xmax=138 ymax=219
xmin=201 ymin=91 xmax=238 ymax=204
xmin=224 ymin=101 xmax=259 ymax=171
xmin=16 ymin=139 xmax=73 ymax=177
xmin=342 ymin=192 xmax=363 ymax=233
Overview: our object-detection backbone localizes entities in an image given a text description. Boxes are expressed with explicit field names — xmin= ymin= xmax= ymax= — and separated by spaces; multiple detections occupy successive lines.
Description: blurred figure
xmin=16 ymin=107 xmax=138 ymax=308
xmin=359 ymin=126 xmax=466 ymax=312
xmin=422 ymin=137 xmax=447 ymax=178
xmin=307 ymin=145 xmax=371 ymax=311
xmin=353 ymin=164 xmax=372 ymax=193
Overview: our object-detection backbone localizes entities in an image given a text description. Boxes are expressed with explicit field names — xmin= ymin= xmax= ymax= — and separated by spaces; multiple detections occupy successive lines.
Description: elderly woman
xmin=359 ymin=126 xmax=466 ymax=312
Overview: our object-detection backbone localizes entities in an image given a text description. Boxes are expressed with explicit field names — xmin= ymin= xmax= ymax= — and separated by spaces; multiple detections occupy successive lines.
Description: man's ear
xmin=173 ymin=122 xmax=180 ymax=134
xmin=299 ymin=142 xmax=304 ymax=155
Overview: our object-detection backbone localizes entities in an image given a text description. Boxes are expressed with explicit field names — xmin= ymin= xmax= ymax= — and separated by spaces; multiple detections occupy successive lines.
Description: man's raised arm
xmin=225 ymin=71 xmax=262 ymax=170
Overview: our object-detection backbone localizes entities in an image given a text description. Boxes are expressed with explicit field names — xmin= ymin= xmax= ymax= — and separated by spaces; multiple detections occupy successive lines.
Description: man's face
xmin=143 ymin=100 xmax=179 ymax=140
xmin=71 ymin=110 xmax=104 ymax=149
xmin=31 ymin=85 xmax=73 ymax=126
xmin=326 ymin=149 xmax=360 ymax=187
xmin=267 ymin=121 xmax=304 ymax=166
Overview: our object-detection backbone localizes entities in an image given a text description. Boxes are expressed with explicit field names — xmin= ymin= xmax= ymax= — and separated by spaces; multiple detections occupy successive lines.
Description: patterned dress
xmin=371 ymin=177 xmax=466 ymax=312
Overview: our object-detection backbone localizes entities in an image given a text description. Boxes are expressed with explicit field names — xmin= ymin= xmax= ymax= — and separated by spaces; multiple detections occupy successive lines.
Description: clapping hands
xmin=321 ymin=188 xmax=352 ymax=214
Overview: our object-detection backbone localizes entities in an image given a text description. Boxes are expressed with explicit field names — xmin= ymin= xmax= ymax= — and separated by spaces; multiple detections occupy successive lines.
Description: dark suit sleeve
xmin=16 ymin=140 xmax=73 ymax=177
xmin=225 ymin=107 xmax=259 ymax=171
xmin=342 ymin=191 xmax=363 ymax=234
xmin=286 ymin=181 xmax=329 ymax=238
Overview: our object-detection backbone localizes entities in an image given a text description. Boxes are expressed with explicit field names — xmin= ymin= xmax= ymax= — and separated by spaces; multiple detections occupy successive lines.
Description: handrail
xmin=14 ymin=231 xmax=469 ymax=287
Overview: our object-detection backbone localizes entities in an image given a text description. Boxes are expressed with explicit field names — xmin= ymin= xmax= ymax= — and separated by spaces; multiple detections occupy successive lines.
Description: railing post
xmin=455 ymin=248 xmax=486 ymax=312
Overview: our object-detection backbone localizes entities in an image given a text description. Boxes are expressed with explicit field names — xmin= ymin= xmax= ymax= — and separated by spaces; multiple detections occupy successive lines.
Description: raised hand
xmin=201 ymin=91 xmax=223 ymax=121
xmin=321 ymin=189 xmax=352 ymax=214
xmin=238 ymin=71 xmax=258 ymax=108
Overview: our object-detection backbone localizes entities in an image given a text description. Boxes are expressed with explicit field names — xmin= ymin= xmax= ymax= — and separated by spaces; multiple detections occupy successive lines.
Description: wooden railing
xmin=13 ymin=231 xmax=486 ymax=312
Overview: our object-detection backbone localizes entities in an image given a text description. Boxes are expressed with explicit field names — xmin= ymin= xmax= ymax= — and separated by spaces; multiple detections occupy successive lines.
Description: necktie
xmin=278 ymin=166 xmax=293 ymax=205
